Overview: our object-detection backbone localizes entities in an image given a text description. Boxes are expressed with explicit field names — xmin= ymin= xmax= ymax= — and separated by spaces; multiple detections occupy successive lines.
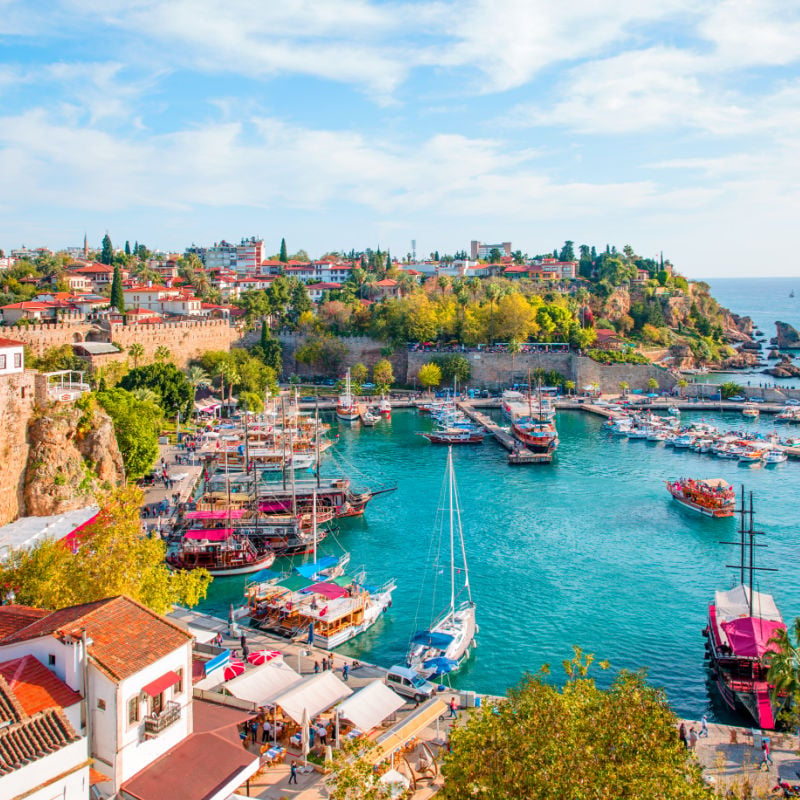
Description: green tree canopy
xmin=120 ymin=362 xmax=193 ymax=417
xmin=257 ymin=321 xmax=283 ymax=375
xmin=110 ymin=264 xmax=125 ymax=311
xmin=417 ymin=361 xmax=442 ymax=389
xmin=279 ymin=237 xmax=288 ymax=263
xmin=100 ymin=233 xmax=114 ymax=265
xmin=0 ymin=487 xmax=211 ymax=614
xmin=433 ymin=353 xmax=471 ymax=385
xmin=372 ymin=358 xmax=394 ymax=392
xmin=442 ymin=650 xmax=711 ymax=800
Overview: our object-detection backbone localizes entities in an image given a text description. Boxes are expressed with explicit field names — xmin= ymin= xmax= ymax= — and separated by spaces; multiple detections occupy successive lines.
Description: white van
xmin=385 ymin=665 xmax=437 ymax=702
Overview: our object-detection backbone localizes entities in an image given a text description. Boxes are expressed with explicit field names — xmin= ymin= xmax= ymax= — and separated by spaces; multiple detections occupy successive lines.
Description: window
xmin=0 ymin=355 xmax=6 ymax=369
xmin=97 ymin=698 xmax=106 ymax=711
xmin=13 ymin=353 xmax=21 ymax=368
xmin=48 ymin=654 xmax=56 ymax=666
xmin=128 ymin=696 xmax=140 ymax=725
xmin=174 ymin=668 xmax=183 ymax=695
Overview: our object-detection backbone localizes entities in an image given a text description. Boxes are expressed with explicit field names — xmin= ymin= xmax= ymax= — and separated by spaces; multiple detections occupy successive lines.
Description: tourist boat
xmin=360 ymin=409 xmax=378 ymax=426
xmin=672 ymin=433 xmax=696 ymax=449
xmin=737 ymin=449 xmax=764 ymax=464
xmin=742 ymin=403 xmax=759 ymax=418
xmin=167 ymin=529 xmax=276 ymax=576
xmin=500 ymin=390 xmax=526 ymax=419
xmin=407 ymin=448 xmax=476 ymax=679
xmin=626 ymin=427 xmax=648 ymax=439
xmin=668 ymin=406 xmax=681 ymax=417
xmin=703 ymin=490 xmax=788 ymax=729
xmin=665 ymin=478 xmax=736 ymax=517
xmin=764 ymin=449 xmax=788 ymax=464
xmin=419 ymin=427 xmax=484 ymax=445
xmin=379 ymin=397 xmax=391 ymax=417
xmin=336 ymin=369 xmax=360 ymax=421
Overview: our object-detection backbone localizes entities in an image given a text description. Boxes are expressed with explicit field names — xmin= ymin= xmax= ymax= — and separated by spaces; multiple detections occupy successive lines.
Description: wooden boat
xmin=336 ymin=369 xmax=360 ymax=421
xmin=511 ymin=374 xmax=558 ymax=454
xmin=665 ymin=477 xmax=736 ymax=517
xmin=703 ymin=490 xmax=788 ymax=728
xmin=360 ymin=410 xmax=378 ymax=426
xmin=407 ymin=448 xmax=476 ymax=679
xmin=419 ymin=428 xmax=484 ymax=444
xmin=742 ymin=403 xmax=759 ymax=418
xmin=167 ymin=529 xmax=275 ymax=576
xmin=379 ymin=397 xmax=391 ymax=417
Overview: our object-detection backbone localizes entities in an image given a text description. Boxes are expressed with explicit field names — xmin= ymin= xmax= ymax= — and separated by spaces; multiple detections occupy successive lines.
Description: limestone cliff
xmin=24 ymin=404 xmax=124 ymax=517
xmin=599 ymin=287 xmax=630 ymax=321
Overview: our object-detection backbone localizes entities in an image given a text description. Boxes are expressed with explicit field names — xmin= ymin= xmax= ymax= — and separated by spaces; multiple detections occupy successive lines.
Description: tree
xmin=258 ymin=321 xmax=283 ymax=375
xmin=485 ymin=282 xmax=502 ymax=343
xmin=100 ymin=233 xmax=114 ymax=265
xmin=110 ymin=264 xmax=125 ymax=311
xmin=325 ymin=740 xmax=393 ymax=800
xmin=154 ymin=345 xmax=171 ymax=363
xmin=558 ymin=240 xmax=575 ymax=261
xmin=564 ymin=379 xmax=575 ymax=396
xmin=508 ymin=339 xmax=522 ymax=385
xmin=441 ymin=648 xmax=712 ymax=800
xmin=120 ymin=362 xmax=193 ymax=417
xmin=94 ymin=388 xmax=161 ymax=479
xmin=766 ymin=618 xmax=800 ymax=729
xmin=187 ymin=365 xmax=210 ymax=410
xmin=495 ymin=294 xmax=538 ymax=343
xmin=350 ymin=362 xmax=368 ymax=387
xmin=647 ymin=378 xmax=659 ymax=392
xmin=434 ymin=354 xmax=470 ymax=386
xmin=0 ymin=487 xmax=211 ymax=614
xmin=677 ymin=378 xmax=688 ymax=398
xmin=124 ymin=240 xmax=131 ymax=256
xmin=128 ymin=342 xmax=145 ymax=368
xmin=417 ymin=362 xmax=442 ymax=390
xmin=372 ymin=359 xmax=394 ymax=392
xmin=489 ymin=247 xmax=502 ymax=263
xmin=238 ymin=390 xmax=264 ymax=413
xmin=619 ymin=381 xmax=629 ymax=396
xmin=720 ymin=380 xmax=743 ymax=399
xmin=279 ymin=237 xmax=288 ymax=263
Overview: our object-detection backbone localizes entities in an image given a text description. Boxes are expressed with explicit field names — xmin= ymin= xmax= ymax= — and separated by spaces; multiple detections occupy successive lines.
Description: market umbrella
xmin=301 ymin=707 xmax=310 ymax=766
xmin=423 ymin=656 xmax=459 ymax=675
xmin=223 ymin=659 xmax=245 ymax=680
xmin=247 ymin=649 xmax=282 ymax=666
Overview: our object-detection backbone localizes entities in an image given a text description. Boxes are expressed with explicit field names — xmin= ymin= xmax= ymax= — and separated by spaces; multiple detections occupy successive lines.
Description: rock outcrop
xmin=600 ymin=287 xmax=630 ymax=321
xmin=24 ymin=404 xmax=123 ymax=517
xmin=765 ymin=354 xmax=800 ymax=379
xmin=775 ymin=321 xmax=800 ymax=350
xmin=722 ymin=349 xmax=760 ymax=369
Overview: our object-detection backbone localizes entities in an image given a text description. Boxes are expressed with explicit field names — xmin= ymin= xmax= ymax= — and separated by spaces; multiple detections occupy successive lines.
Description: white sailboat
xmin=408 ymin=447 xmax=476 ymax=678
xmin=336 ymin=369 xmax=360 ymax=421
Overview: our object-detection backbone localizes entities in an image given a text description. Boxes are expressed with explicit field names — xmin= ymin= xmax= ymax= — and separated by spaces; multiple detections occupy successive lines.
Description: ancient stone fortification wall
xmin=0 ymin=371 xmax=36 ymax=525
xmin=108 ymin=319 xmax=237 ymax=368
xmin=8 ymin=322 xmax=94 ymax=356
xmin=278 ymin=334 xmax=408 ymax=381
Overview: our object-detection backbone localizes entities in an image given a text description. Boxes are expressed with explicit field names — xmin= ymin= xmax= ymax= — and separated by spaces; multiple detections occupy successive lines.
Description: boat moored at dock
xmin=666 ymin=478 xmax=736 ymax=517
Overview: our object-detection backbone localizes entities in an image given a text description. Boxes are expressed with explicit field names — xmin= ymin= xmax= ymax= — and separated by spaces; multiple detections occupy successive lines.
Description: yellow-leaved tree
xmin=0 ymin=487 xmax=211 ymax=614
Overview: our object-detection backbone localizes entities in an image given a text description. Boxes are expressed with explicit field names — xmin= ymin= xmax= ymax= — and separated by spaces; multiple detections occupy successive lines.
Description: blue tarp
xmin=249 ymin=568 xmax=281 ymax=585
xmin=411 ymin=630 xmax=455 ymax=649
xmin=205 ymin=649 xmax=231 ymax=675
xmin=295 ymin=556 xmax=339 ymax=579
xmin=423 ymin=657 xmax=459 ymax=674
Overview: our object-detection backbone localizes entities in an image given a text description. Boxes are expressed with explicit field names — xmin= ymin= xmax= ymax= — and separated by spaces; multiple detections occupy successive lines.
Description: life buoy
xmin=61 ymin=393 xmax=70 ymax=401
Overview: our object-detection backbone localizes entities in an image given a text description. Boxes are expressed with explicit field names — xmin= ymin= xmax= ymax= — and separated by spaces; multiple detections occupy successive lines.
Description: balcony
xmin=144 ymin=701 xmax=181 ymax=737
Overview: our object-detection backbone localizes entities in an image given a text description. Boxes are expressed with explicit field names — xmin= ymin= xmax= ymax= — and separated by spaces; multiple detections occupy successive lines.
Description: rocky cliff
xmin=23 ymin=404 xmax=124 ymax=517
xmin=775 ymin=321 xmax=800 ymax=350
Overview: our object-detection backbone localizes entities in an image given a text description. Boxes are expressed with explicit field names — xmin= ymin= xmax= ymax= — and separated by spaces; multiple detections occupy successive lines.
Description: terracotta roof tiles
xmin=0 ymin=655 xmax=82 ymax=715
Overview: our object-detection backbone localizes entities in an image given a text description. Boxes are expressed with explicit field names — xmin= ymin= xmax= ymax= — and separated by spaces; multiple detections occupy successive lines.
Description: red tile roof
xmin=0 ymin=596 xmax=192 ymax=682
xmin=375 ymin=278 xmax=398 ymax=287
xmin=0 ymin=655 xmax=82 ymax=714
xmin=0 ymin=337 xmax=26 ymax=348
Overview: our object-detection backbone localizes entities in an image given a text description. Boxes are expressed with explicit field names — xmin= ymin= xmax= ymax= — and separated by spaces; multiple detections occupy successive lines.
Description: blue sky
xmin=1 ymin=1 xmax=799 ymax=277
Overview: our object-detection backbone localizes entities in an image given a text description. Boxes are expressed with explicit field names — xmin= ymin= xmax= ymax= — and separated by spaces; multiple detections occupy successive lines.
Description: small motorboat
xmin=764 ymin=449 xmax=788 ymax=464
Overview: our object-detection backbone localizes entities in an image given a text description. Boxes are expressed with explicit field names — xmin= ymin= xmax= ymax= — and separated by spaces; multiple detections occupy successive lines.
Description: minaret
xmin=83 ymin=233 xmax=88 ymax=257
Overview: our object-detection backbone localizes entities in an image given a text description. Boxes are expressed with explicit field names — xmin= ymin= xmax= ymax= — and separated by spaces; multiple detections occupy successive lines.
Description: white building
xmin=0 ymin=337 xmax=25 ymax=375
xmin=123 ymin=285 xmax=202 ymax=317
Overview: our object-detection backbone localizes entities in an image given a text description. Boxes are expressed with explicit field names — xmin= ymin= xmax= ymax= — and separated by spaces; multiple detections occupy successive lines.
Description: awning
xmin=90 ymin=767 xmax=111 ymax=785
xmin=721 ymin=617 xmax=786 ymax=658
xmin=336 ymin=680 xmax=405 ymax=733
xmin=411 ymin=630 xmax=454 ymax=649
xmin=185 ymin=528 xmax=233 ymax=541
xmin=369 ymin=699 xmax=447 ymax=764
xmin=295 ymin=556 xmax=339 ymax=579
xmin=302 ymin=581 xmax=349 ymax=600
xmin=223 ymin=661 xmax=303 ymax=706
xmin=274 ymin=671 xmax=353 ymax=724
xmin=141 ymin=670 xmax=181 ymax=697
xmin=184 ymin=509 xmax=247 ymax=521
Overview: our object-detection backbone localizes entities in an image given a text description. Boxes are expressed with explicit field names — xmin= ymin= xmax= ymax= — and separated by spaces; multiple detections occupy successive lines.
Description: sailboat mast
xmin=315 ymin=400 xmax=321 ymax=489
xmin=748 ymin=491 xmax=755 ymax=615
xmin=739 ymin=485 xmax=745 ymax=585
xmin=448 ymin=447 xmax=455 ymax=618
xmin=289 ymin=422 xmax=297 ymax=517
xmin=312 ymin=488 xmax=317 ymax=565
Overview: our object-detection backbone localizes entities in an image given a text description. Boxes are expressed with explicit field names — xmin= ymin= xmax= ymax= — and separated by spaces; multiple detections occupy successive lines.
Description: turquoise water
xmin=199 ymin=407 xmax=800 ymax=720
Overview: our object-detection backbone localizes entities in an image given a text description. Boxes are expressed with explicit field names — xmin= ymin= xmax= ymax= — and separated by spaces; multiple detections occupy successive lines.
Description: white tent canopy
xmin=274 ymin=671 xmax=352 ymax=724
xmin=715 ymin=584 xmax=783 ymax=623
xmin=223 ymin=661 xmax=303 ymax=705
xmin=0 ymin=506 xmax=99 ymax=558
xmin=336 ymin=680 xmax=405 ymax=733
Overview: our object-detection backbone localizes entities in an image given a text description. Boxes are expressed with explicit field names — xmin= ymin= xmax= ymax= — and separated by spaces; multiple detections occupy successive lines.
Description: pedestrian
xmin=321 ymin=656 xmax=328 ymax=671
xmin=688 ymin=727 xmax=698 ymax=750
xmin=314 ymin=660 xmax=320 ymax=674
xmin=242 ymin=643 xmax=249 ymax=660
xmin=239 ymin=724 xmax=248 ymax=748
xmin=249 ymin=718 xmax=258 ymax=744
xmin=699 ymin=715 xmax=709 ymax=738
xmin=448 ymin=696 xmax=458 ymax=719
xmin=762 ymin=738 xmax=773 ymax=768
xmin=262 ymin=719 xmax=271 ymax=743
xmin=288 ymin=761 xmax=298 ymax=784
xmin=317 ymin=724 xmax=327 ymax=746
xmin=678 ymin=722 xmax=687 ymax=748
xmin=342 ymin=662 xmax=349 ymax=682
xmin=240 ymin=632 xmax=247 ymax=651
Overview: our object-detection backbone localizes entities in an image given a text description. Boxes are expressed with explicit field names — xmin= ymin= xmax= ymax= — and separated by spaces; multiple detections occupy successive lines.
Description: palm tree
xmin=187 ymin=366 xmax=210 ymax=415
xmin=508 ymin=339 xmax=522 ymax=387
xmin=128 ymin=342 xmax=145 ymax=369
xmin=437 ymin=275 xmax=451 ymax=295
xmin=485 ymin=282 xmax=501 ymax=343
xmin=766 ymin=619 xmax=800 ymax=712
xmin=677 ymin=378 xmax=688 ymax=398
xmin=154 ymin=345 xmax=171 ymax=363
xmin=468 ymin=277 xmax=480 ymax=301
xmin=618 ymin=381 xmax=629 ymax=397
xmin=647 ymin=378 xmax=659 ymax=393
xmin=564 ymin=379 xmax=576 ymax=396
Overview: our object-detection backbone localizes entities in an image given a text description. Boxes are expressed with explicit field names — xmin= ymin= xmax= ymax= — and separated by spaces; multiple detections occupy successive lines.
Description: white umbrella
xmin=301 ymin=706 xmax=310 ymax=766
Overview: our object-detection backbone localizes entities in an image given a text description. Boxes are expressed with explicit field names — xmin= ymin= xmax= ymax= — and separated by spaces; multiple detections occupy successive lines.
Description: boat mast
xmin=527 ymin=369 xmax=532 ymax=420
xmin=289 ymin=421 xmax=297 ymax=517
xmin=448 ymin=447 xmax=455 ymax=619
xmin=452 ymin=448 xmax=472 ymax=604
xmin=315 ymin=398 xmax=321 ymax=489
xmin=312 ymin=488 xmax=317 ymax=566
xmin=281 ymin=398 xmax=287 ymax=491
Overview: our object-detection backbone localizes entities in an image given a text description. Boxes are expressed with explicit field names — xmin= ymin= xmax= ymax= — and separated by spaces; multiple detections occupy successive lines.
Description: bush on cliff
xmin=120 ymin=362 xmax=193 ymax=418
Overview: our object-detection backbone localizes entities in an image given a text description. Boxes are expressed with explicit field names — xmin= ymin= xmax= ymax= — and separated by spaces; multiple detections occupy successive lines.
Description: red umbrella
xmin=223 ymin=659 xmax=245 ymax=680
xmin=247 ymin=649 xmax=282 ymax=666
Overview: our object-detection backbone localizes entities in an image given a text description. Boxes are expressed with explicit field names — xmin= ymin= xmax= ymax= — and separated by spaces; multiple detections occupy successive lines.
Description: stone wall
xmin=9 ymin=322 xmax=94 ymax=356
xmin=0 ymin=371 xmax=36 ymax=525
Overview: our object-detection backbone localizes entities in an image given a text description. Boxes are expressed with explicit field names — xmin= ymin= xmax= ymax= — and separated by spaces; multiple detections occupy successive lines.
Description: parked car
xmin=728 ymin=395 xmax=745 ymax=402
xmin=385 ymin=665 xmax=437 ymax=702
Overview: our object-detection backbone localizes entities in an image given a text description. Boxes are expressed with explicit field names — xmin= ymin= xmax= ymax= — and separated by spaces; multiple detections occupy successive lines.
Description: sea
xmin=197 ymin=278 xmax=800 ymax=722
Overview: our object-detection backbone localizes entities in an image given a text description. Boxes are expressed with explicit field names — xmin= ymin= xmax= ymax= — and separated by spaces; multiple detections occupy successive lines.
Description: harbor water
xmin=199 ymin=405 xmax=800 ymax=721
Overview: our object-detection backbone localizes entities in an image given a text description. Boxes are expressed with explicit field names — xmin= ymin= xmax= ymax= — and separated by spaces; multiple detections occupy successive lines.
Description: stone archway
xmin=72 ymin=332 xmax=84 ymax=343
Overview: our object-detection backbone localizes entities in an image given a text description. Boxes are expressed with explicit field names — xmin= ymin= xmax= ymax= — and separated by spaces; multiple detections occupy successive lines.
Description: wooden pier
xmin=457 ymin=403 xmax=554 ymax=464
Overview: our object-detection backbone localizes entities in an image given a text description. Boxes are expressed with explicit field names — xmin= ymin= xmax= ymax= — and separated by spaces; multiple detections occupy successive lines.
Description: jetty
xmin=457 ymin=402 xmax=554 ymax=464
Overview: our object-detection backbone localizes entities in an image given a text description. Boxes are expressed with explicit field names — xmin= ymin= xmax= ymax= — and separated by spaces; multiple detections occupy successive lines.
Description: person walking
xmin=448 ymin=696 xmax=458 ymax=719
xmin=249 ymin=718 xmax=259 ymax=744
xmin=262 ymin=719 xmax=271 ymax=744
xmin=240 ymin=632 xmax=247 ymax=651
xmin=688 ymin=727 xmax=698 ymax=750
xmin=342 ymin=662 xmax=349 ymax=682
xmin=314 ymin=660 xmax=320 ymax=674
xmin=762 ymin=738 xmax=773 ymax=768
xmin=288 ymin=761 xmax=298 ymax=785
xmin=678 ymin=722 xmax=688 ymax=749
xmin=699 ymin=715 xmax=709 ymax=738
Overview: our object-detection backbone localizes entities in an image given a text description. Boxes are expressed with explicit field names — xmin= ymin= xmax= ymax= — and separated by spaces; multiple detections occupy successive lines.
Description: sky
xmin=1 ymin=1 xmax=799 ymax=277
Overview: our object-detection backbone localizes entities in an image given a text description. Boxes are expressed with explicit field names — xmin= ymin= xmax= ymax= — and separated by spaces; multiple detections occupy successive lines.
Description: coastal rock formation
xmin=24 ymin=403 xmax=123 ymax=516
xmin=668 ymin=343 xmax=695 ymax=370
xmin=663 ymin=296 xmax=692 ymax=329
xmin=775 ymin=321 xmax=800 ymax=350
xmin=600 ymin=286 xmax=630 ymax=321
xmin=765 ymin=354 xmax=800 ymax=379
xmin=768 ymin=349 xmax=782 ymax=359
xmin=722 ymin=350 xmax=760 ymax=369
